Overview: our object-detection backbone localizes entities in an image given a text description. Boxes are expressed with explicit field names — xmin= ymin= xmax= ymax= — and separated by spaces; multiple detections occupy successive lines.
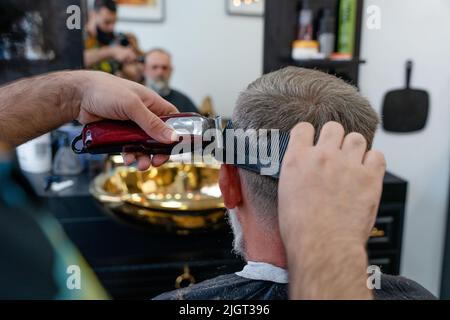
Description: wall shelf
xmin=287 ymin=58 xmax=366 ymax=69
xmin=264 ymin=0 xmax=365 ymax=86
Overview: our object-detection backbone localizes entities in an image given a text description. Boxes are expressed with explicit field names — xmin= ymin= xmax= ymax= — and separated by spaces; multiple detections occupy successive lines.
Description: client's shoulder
xmin=152 ymin=273 xmax=251 ymax=300
xmin=375 ymin=274 xmax=437 ymax=300
xmin=152 ymin=273 xmax=287 ymax=300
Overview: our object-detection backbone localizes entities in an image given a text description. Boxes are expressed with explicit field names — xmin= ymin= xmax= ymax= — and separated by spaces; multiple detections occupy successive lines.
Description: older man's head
xmin=219 ymin=67 xmax=379 ymax=266
xmin=144 ymin=48 xmax=173 ymax=96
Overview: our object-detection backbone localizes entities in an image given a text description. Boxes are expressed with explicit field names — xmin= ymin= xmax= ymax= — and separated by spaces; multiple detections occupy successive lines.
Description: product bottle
xmin=297 ymin=0 xmax=313 ymax=41
xmin=338 ymin=0 xmax=357 ymax=57
xmin=16 ymin=133 xmax=52 ymax=174
xmin=319 ymin=9 xmax=336 ymax=57
xmin=53 ymin=135 xmax=83 ymax=176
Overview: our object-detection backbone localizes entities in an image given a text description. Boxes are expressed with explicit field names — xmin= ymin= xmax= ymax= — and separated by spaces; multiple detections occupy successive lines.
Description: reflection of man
xmin=144 ymin=49 xmax=199 ymax=113
xmin=84 ymin=0 xmax=143 ymax=82
xmin=154 ymin=67 xmax=436 ymax=300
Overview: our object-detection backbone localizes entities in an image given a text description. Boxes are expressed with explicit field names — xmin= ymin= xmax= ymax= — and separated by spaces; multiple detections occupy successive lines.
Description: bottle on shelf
xmin=337 ymin=0 xmax=357 ymax=59
xmin=291 ymin=0 xmax=321 ymax=61
xmin=297 ymin=0 xmax=313 ymax=41
xmin=318 ymin=9 xmax=336 ymax=58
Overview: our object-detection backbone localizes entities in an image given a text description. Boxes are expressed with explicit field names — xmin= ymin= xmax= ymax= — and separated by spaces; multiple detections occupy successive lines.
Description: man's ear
xmin=219 ymin=164 xmax=243 ymax=209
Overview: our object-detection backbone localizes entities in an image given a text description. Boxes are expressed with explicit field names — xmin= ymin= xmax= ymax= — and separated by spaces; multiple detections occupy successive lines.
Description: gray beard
xmin=146 ymin=78 xmax=171 ymax=97
xmin=227 ymin=209 xmax=246 ymax=259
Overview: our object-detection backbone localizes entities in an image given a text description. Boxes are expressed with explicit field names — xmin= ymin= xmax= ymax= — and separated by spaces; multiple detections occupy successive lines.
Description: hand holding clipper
xmin=72 ymin=113 xmax=218 ymax=156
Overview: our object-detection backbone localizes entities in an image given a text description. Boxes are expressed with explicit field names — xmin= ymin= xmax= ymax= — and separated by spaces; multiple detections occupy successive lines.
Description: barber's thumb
xmin=133 ymin=108 xmax=179 ymax=144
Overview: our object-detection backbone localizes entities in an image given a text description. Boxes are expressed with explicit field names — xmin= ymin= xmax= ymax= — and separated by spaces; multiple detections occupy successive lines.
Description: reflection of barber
xmin=144 ymin=49 xmax=199 ymax=113
xmin=84 ymin=0 xmax=142 ymax=81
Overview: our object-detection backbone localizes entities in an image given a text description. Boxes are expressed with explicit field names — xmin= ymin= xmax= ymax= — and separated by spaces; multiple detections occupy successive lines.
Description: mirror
xmin=84 ymin=0 xmax=264 ymax=118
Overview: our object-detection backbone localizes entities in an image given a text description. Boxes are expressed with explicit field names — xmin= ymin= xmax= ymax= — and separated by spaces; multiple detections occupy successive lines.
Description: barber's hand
xmin=278 ymin=121 xmax=386 ymax=254
xmin=111 ymin=46 xmax=137 ymax=64
xmin=119 ymin=62 xmax=145 ymax=83
xmin=74 ymin=71 xmax=179 ymax=170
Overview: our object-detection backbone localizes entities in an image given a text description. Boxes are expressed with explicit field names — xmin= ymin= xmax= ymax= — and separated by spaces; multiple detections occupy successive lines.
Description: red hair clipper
xmin=71 ymin=113 xmax=221 ymax=155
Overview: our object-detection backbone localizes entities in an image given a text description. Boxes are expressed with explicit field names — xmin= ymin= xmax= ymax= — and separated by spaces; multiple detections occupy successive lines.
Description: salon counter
xmin=23 ymin=171 xmax=244 ymax=299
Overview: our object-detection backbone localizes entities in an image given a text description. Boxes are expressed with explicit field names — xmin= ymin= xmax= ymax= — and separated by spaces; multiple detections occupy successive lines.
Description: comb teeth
xmin=217 ymin=121 xmax=291 ymax=179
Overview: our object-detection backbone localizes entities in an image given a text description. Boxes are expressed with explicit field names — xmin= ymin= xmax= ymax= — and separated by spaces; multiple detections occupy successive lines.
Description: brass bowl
xmin=90 ymin=162 xmax=226 ymax=232
xmin=109 ymin=203 xmax=226 ymax=234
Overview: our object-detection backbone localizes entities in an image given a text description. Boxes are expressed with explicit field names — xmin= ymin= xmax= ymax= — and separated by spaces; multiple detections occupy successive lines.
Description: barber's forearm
xmin=0 ymin=71 xmax=82 ymax=146
xmin=84 ymin=47 xmax=113 ymax=68
xmin=288 ymin=239 xmax=372 ymax=300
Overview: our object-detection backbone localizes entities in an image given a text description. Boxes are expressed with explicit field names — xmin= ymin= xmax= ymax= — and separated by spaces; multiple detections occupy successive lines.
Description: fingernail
xmin=165 ymin=129 xmax=179 ymax=143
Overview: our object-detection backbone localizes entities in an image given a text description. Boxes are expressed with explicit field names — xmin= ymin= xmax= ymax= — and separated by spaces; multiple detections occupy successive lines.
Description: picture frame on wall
xmin=117 ymin=0 xmax=165 ymax=23
xmin=226 ymin=0 xmax=265 ymax=17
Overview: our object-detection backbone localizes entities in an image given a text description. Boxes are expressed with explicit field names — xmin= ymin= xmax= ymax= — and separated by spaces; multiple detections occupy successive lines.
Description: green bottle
xmin=338 ymin=0 xmax=357 ymax=56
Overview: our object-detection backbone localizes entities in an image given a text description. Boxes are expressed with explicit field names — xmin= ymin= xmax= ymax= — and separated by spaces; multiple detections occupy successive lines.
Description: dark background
xmin=0 ymin=0 xmax=84 ymax=85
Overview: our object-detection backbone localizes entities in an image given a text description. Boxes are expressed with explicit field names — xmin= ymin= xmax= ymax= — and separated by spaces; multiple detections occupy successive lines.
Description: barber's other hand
xmin=111 ymin=46 xmax=137 ymax=64
xmin=278 ymin=121 xmax=386 ymax=253
xmin=74 ymin=71 xmax=179 ymax=170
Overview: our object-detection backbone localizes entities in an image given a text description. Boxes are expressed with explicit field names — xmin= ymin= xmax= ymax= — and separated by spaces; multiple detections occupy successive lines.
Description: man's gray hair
xmin=145 ymin=48 xmax=172 ymax=59
xmin=232 ymin=66 xmax=380 ymax=224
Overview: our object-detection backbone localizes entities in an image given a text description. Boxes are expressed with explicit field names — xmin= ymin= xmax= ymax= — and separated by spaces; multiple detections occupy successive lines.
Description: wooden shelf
xmin=288 ymin=58 xmax=366 ymax=69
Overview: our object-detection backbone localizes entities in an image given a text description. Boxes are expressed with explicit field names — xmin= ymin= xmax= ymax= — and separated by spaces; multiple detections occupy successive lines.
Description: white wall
xmin=117 ymin=0 xmax=450 ymax=296
xmin=116 ymin=0 xmax=264 ymax=117
xmin=360 ymin=0 xmax=450 ymax=296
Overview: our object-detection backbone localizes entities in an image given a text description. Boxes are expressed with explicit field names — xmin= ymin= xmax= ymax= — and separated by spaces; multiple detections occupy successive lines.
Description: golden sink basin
xmin=90 ymin=161 xmax=226 ymax=232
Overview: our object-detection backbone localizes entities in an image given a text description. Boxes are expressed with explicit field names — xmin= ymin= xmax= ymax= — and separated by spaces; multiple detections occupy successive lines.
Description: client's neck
xmin=239 ymin=207 xmax=287 ymax=269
